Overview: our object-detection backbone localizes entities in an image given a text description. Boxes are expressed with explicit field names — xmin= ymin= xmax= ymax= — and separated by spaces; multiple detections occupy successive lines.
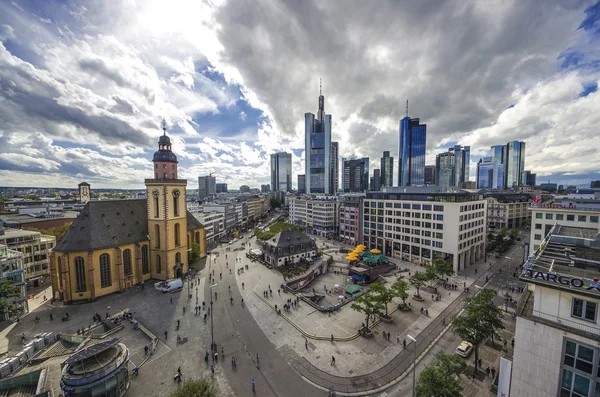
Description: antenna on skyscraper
xmin=406 ymin=100 xmax=408 ymax=118
xmin=320 ymin=78 xmax=322 ymax=96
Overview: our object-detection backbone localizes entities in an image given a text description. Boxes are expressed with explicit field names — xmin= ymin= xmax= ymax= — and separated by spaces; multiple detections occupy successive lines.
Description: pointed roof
xmin=268 ymin=229 xmax=314 ymax=249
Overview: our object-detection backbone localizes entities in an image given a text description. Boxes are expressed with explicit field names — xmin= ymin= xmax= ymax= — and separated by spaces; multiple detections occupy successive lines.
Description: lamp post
xmin=407 ymin=334 xmax=417 ymax=397
xmin=210 ymin=283 xmax=218 ymax=361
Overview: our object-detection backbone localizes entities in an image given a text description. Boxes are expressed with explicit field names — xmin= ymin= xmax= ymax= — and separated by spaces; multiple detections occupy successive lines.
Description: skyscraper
xmin=305 ymin=82 xmax=332 ymax=194
xmin=490 ymin=145 xmax=504 ymax=164
xmin=449 ymin=145 xmax=470 ymax=185
xmin=504 ymin=141 xmax=526 ymax=188
xmin=270 ymin=152 xmax=292 ymax=192
xmin=424 ymin=165 xmax=436 ymax=185
xmin=398 ymin=102 xmax=426 ymax=186
xmin=215 ymin=183 xmax=228 ymax=193
xmin=198 ymin=175 xmax=216 ymax=200
xmin=380 ymin=151 xmax=394 ymax=188
xmin=476 ymin=157 xmax=504 ymax=189
xmin=297 ymin=175 xmax=306 ymax=194
xmin=435 ymin=151 xmax=455 ymax=188
xmin=342 ymin=158 xmax=365 ymax=192
xmin=362 ymin=157 xmax=369 ymax=193
xmin=331 ymin=142 xmax=339 ymax=194
xmin=371 ymin=169 xmax=381 ymax=191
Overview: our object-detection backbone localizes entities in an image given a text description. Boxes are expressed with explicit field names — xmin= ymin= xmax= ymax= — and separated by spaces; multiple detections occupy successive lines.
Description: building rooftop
xmin=267 ymin=230 xmax=315 ymax=249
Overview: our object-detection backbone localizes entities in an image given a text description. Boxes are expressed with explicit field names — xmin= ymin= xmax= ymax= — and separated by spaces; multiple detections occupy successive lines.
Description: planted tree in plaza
xmin=189 ymin=241 xmax=201 ymax=263
xmin=351 ymin=293 xmax=384 ymax=331
xmin=432 ymin=258 xmax=454 ymax=280
xmin=369 ymin=283 xmax=395 ymax=319
xmin=451 ymin=288 xmax=505 ymax=376
xmin=409 ymin=272 xmax=429 ymax=299
xmin=170 ymin=378 xmax=215 ymax=397
xmin=0 ymin=279 xmax=21 ymax=318
xmin=415 ymin=353 xmax=467 ymax=397
xmin=391 ymin=280 xmax=410 ymax=309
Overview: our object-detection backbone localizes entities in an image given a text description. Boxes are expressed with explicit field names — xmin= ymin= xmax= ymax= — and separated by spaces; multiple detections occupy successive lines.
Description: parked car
xmin=455 ymin=341 xmax=473 ymax=357
xmin=155 ymin=279 xmax=183 ymax=293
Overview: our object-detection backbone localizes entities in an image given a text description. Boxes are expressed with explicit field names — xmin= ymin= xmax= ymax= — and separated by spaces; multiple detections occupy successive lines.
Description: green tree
xmin=409 ymin=272 xmax=429 ymax=298
xmin=169 ymin=378 xmax=215 ymax=397
xmin=24 ymin=222 xmax=73 ymax=244
xmin=0 ymin=278 xmax=21 ymax=317
xmin=369 ymin=283 xmax=395 ymax=318
xmin=270 ymin=197 xmax=282 ymax=208
xmin=416 ymin=353 xmax=467 ymax=397
xmin=351 ymin=293 xmax=384 ymax=330
xmin=189 ymin=241 xmax=201 ymax=263
xmin=432 ymin=258 xmax=454 ymax=280
xmin=391 ymin=280 xmax=410 ymax=308
xmin=451 ymin=288 xmax=505 ymax=376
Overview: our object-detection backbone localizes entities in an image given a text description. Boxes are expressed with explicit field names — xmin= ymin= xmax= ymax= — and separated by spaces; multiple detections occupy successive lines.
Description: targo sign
xmin=523 ymin=269 xmax=600 ymax=292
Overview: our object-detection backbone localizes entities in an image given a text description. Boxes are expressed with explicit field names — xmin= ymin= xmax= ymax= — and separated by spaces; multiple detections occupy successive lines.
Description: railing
xmin=529 ymin=309 xmax=600 ymax=338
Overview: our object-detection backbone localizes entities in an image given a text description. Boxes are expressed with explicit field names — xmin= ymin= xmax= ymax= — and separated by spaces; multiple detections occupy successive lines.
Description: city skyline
xmin=0 ymin=2 xmax=599 ymax=189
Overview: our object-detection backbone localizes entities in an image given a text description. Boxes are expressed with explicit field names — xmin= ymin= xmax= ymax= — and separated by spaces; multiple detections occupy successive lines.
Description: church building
xmin=50 ymin=121 xmax=206 ymax=303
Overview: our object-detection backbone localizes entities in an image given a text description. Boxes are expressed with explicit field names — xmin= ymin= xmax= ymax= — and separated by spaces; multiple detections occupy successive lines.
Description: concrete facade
xmin=338 ymin=194 xmax=364 ymax=244
xmin=289 ymin=197 xmax=339 ymax=238
xmin=529 ymin=205 xmax=600 ymax=250
xmin=0 ymin=244 xmax=28 ymax=320
xmin=485 ymin=194 xmax=531 ymax=233
xmin=0 ymin=228 xmax=55 ymax=283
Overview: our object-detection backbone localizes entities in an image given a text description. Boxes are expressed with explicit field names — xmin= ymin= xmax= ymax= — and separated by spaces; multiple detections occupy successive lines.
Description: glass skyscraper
xmin=504 ymin=141 xmax=526 ymax=188
xmin=449 ymin=145 xmax=470 ymax=186
xmin=380 ymin=151 xmax=394 ymax=188
xmin=342 ymin=158 xmax=366 ymax=192
xmin=305 ymin=86 xmax=332 ymax=194
xmin=435 ymin=151 xmax=455 ymax=188
xmin=331 ymin=142 xmax=339 ymax=194
xmin=398 ymin=114 xmax=426 ymax=186
xmin=477 ymin=157 xmax=504 ymax=189
xmin=362 ymin=157 xmax=369 ymax=192
xmin=271 ymin=152 xmax=292 ymax=192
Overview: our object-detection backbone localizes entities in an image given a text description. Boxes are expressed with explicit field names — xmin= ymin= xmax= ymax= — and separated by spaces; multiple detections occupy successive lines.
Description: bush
xmin=170 ymin=378 xmax=215 ymax=397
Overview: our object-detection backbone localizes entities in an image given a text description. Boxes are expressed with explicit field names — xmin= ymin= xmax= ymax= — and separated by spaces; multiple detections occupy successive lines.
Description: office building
xmin=511 ymin=223 xmax=600 ymax=397
xmin=270 ymin=152 xmax=292 ymax=192
xmin=339 ymin=194 xmax=365 ymax=244
xmin=189 ymin=210 xmax=225 ymax=246
xmin=435 ymin=151 xmax=455 ymax=188
xmin=305 ymin=83 xmax=332 ymax=194
xmin=371 ymin=169 xmax=381 ymax=191
xmin=246 ymin=196 xmax=269 ymax=221
xmin=485 ymin=193 xmax=531 ymax=233
xmin=289 ymin=196 xmax=339 ymax=238
xmin=476 ymin=157 xmax=504 ymax=189
xmin=398 ymin=104 xmax=427 ymax=186
xmin=239 ymin=185 xmax=251 ymax=193
xmin=363 ymin=187 xmax=486 ymax=272
xmin=216 ymin=183 xmax=228 ymax=193
xmin=424 ymin=165 xmax=436 ymax=186
xmin=504 ymin=141 xmax=526 ymax=188
xmin=0 ymin=228 xmax=56 ymax=284
xmin=331 ymin=142 xmax=339 ymax=194
xmin=0 ymin=243 xmax=28 ymax=320
xmin=521 ymin=170 xmax=536 ymax=187
xmin=450 ymin=145 xmax=470 ymax=186
xmin=342 ymin=158 xmax=366 ymax=192
xmin=198 ymin=175 xmax=216 ymax=200
xmin=362 ymin=158 xmax=370 ymax=193
xmin=298 ymin=175 xmax=306 ymax=194
xmin=435 ymin=146 xmax=469 ymax=188
xmin=490 ymin=145 xmax=504 ymax=164
xmin=540 ymin=182 xmax=558 ymax=192
xmin=260 ymin=184 xmax=270 ymax=193
xmin=380 ymin=151 xmax=394 ymax=188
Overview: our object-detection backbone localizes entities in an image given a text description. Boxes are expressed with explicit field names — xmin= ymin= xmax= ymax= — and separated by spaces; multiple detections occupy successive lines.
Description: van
xmin=154 ymin=279 xmax=183 ymax=293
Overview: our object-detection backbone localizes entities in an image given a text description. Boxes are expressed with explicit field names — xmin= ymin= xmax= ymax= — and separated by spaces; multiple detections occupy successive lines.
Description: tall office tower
xmin=380 ymin=151 xmax=394 ymax=188
xmin=305 ymin=81 xmax=332 ymax=194
xmin=503 ymin=141 xmax=526 ymax=188
xmin=424 ymin=165 xmax=436 ymax=185
xmin=521 ymin=170 xmax=536 ymax=187
xmin=270 ymin=152 xmax=292 ymax=192
xmin=371 ymin=169 xmax=381 ymax=191
xmin=260 ymin=184 xmax=270 ymax=193
xmin=490 ymin=145 xmax=504 ymax=164
xmin=198 ymin=175 xmax=216 ymax=200
xmin=331 ymin=142 xmax=339 ymax=194
xmin=398 ymin=102 xmax=427 ymax=186
xmin=362 ymin=157 xmax=369 ymax=193
xmin=435 ymin=151 xmax=456 ymax=187
xmin=448 ymin=145 xmax=470 ymax=185
xmin=342 ymin=158 xmax=365 ymax=192
xmin=297 ymin=175 xmax=306 ymax=194
xmin=476 ymin=157 xmax=504 ymax=189
xmin=216 ymin=183 xmax=228 ymax=193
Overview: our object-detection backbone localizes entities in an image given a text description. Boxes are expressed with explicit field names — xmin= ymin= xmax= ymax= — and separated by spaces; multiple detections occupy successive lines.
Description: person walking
xmin=403 ymin=339 xmax=406 ymax=349
xmin=164 ymin=331 xmax=168 ymax=340
xmin=170 ymin=297 xmax=173 ymax=304
xmin=251 ymin=379 xmax=255 ymax=392
xmin=331 ymin=355 xmax=335 ymax=366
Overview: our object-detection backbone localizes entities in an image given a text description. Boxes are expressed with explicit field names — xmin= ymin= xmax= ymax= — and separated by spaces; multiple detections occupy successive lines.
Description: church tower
xmin=146 ymin=119 xmax=189 ymax=280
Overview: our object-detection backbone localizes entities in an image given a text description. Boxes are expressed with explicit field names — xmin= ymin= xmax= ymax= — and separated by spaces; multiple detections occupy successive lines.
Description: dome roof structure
xmin=153 ymin=150 xmax=178 ymax=162
xmin=158 ymin=135 xmax=171 ymax=144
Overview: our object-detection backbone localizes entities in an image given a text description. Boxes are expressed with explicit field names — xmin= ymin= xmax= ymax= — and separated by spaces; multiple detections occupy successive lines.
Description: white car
xmin=456 ymin=341 xmax=473 ymax=357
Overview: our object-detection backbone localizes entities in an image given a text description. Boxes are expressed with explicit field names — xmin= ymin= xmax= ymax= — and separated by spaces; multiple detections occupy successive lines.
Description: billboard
xmin=497 ymin=357 xmax=512 ymax=397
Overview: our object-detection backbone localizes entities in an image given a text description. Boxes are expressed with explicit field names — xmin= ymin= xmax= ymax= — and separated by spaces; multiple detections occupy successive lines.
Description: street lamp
xmin=407 ymin=334 xmax=417 ymax=397
xmin=210 ymin=283 xmax=218 ymax=361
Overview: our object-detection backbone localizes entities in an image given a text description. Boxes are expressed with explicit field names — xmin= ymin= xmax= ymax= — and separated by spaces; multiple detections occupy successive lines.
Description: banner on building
xmin=497 ymin=357 xmax=512 ymax=397
xmin=523 ymin=243 xmax=529 ymax=263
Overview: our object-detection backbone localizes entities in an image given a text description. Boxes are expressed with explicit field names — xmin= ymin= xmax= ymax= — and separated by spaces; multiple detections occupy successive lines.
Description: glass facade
xmin=331 ymin=142 xmax=339 ymax=193
xmin=305 ymin=107 xmax=332 ymax=194
xmin=297 ymin=174 xmax=305 ymax=193
xmin=270 ymin=152 xmax=292 ymax=192
xmin=398 ymin=117 xmax=426 ymax=186
xmin=380 ymin=151 xmax=394 ymax=187
xmin=559 ymin=338 xmax=600 ymax=397
xmin=342 ymin=158 xmax=365 ymax=192
xmin=436 ymin=151 xmax=455 ymax=187
xmin=476 ymin=157 xmax=504 ymax=189
xmin=503 ymin=141 xmax=526 ymax=188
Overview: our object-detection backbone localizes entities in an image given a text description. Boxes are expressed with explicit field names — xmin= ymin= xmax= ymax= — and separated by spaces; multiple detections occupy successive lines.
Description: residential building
xmin=270 ymin=152 xmax=292 ymax=192
xmin=339 ymin=194 xmax=365 ymax=244
xmin=371 ymin=169 xmax=381 ymax=191
xmin=363 ymin=187 xmax=486 ymax=272
xmin=362 ymin=157 xmax=370 ymax=193
xmin=189 ymin=210 xmax=225 ymax=246
xmin=198 ymin=175 xmax=216 ymax=200
xmin=398 ymin=104 xmax=427 ymax=186
xmin=476 ymin=157 xmax=504 ymax=190
xmin=424 ymin=165 xmax=436 ymax=186
xmin=342 ymin=158 xmax=365 ymax=192
xmin=0 ymin=228 xmax=56 ymax=284
xmin=529 ymin=204 xmax=600 ymax=251
xmin=435 ymin=151 xmax=455 ymax=188
xmin=289 ymin=196 xmax=339 ymax=238
xmin=521 ymin=170 xmax=536 ymax=187
xmin=239 ymin=185 xmax=251 ymax=193
xmin=380 ymin=151 xmax=394 ymax=188
xmin=261 ymin=230 xmax=317 ymax=267
xmin=0 ymin=243 xmax=28 ymax=320
xmin=234 ymin=201 xmax=248 ymax=229
xmin=246 ymin=196 xmax=269 ymax=221
xmin=298 ymin=175 xmax=306 ymax=194
xmin=260 ymin=184 xmax=270 ymax=193
xmin=331 ymin=142 xmax=339 ymax=194
xmin=485 ymin=193 xmax=531 ymax=233
xmin=216 ymin=183 xmax=228 ymax=193
xmin=305 ymin=84 xmax=332 ymax=194
xmin=511 ymin=223 xmax=600 ymax=397
xmin=203 ymin=203 xmax=238 ymax=233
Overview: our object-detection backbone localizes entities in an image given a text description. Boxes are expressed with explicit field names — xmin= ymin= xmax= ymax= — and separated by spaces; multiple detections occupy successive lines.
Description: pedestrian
xmin=511 ymin=338 xmax=515 ymax=348
xmin=211 ymin=364 xmax=215 ymax=376
xmin=403 ymin=339 xmax=406 ymax=348
xmin=396 ymin=334 xmax=400 ymax=343
xmin=278 ymin=289 xmax=281 ymax=295
xmin=331 ymin=355 xmax=335 ymax=365
xmin=177 ymin=366 xmax=181 ymax=376
xmin=491 ymin=367 xmax=496 ymax=378
xmin=182 ymin=306 xmax=186 ymax=314
xmin=50 ymin=313 xmax=53 ymax=321
xmin=252 ymin=379 xmax=255 ymax=392
xmin=485 ymin=367 xmax=490 ymax=377
xmin=170 ymin=297 xmax=173 ymax=305
xmin=164 ymin=331 xmax=168 ymax=340
xmin=475 ymin=269 xmax=478 ymax=274
xmin=478 ymin=358 xmax=482 ymax=368
xmin=305 ymin=339 xmax=308 ymax=349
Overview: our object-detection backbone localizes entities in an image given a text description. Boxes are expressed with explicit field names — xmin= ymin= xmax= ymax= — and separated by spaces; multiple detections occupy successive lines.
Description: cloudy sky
xmin=0 ymin=0 xmax=599 ymax=190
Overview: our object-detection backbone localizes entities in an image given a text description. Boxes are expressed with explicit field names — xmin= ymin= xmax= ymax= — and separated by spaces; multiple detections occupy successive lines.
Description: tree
xmin=351 ymin=293 xmax=384 ymax=330
xmin=169 ymin=378 xmax=215 ymax=397
xmin=415 ymin=353 xmax=467 ymax=397
xmin=270 ymin=197 xmax=282 ymax=208
xmin=432 ymin=258 xmax=454 ymax=280
xmin=24 ymin=222 xmax=73 ymax=244
xmin=369 ymin=283 xmax=395 ymax=318
xmin=451 ymin=288 xmax=505 ymax=376
xmin=189 ymin=241 xmax=201 ymax=263
xmin=409 ymin=272 xmax=429 ymax=298
xmin=391 ymin=280 xmax=410 ymax=308
xmin=0 ymin=279 xmax=21 ymax=317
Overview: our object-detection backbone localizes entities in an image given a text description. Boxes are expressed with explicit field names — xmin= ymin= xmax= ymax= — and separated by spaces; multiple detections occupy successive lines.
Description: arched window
xmin=123 ymin=249 xmax=132 ymax=276
xmin=74 ymin=256 xmax=86 ymax=292
xmin=99 ymin=253 xmax=111 ymax=288
xmin=142 ymin=245 xmax=149 ymax=274
xmin=156 ymin=255 xmax=162 ymax=274
xmin=154 ymin=196 xmax=159 ymax=218
xmin=195 ymin=232 xmax=200 ymax=244
xmin=163 ymin=173 xmax=167 ymax=179
xmin=176 ymin=252 xmax=181 ymax=264
xmin=155 ymin=224 xmax=160 ymax=248
xmin=173 ymin=194 xmax=179 ymax=216
xmin=174 ymin=223 xmax=180 ymax=246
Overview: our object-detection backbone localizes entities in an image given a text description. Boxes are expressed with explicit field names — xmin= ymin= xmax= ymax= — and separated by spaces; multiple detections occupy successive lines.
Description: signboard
xmin=5 ymin=269 xmax=24 ymax=277
xmin=522 ymin=269 xmax=600 ymax=292
xmin=497 ymin=357 xmax=512 ymax=397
